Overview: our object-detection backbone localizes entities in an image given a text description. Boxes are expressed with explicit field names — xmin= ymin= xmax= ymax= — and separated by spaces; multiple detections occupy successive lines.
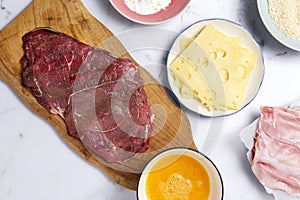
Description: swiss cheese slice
xmin=170 ymin=24 xmax=257 ymax=111
xmin=170 ymin=40 xmax=225 ymax=111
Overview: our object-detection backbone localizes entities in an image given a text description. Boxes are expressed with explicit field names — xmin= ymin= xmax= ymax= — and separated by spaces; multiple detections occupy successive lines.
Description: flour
xmin=124 ymin=0 xmax=172 ymax=15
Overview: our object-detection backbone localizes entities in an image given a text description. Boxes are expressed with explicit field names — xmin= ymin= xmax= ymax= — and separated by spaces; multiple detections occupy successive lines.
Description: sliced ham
xmin=252 ymin=106 xmax=300 ymax=196
xmin=260 ymin=106 xmax=300 ymax=148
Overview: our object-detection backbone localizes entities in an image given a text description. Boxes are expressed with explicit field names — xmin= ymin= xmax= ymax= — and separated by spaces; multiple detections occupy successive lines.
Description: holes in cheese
xmin=170 ymin=24 xmax=257 ymax=112
xmin=202 ymin=57 xmax=209 ymax=67
xmin=220 ymin=68 xmax=229 ymax=82
xmin=170 ymin=43 xmax=225 ymax=111
xmin=186 ymin=73 xmax=192 ymax=79
xmin=203 ymin=89 xmax=217 ymax=100
xmin=209 ymin=51 xmax=217 ymax=60
xmin=218 ymin=50 xmax=227 ymax=58
xmin=193 ymin=90 xmax=199 ymax=96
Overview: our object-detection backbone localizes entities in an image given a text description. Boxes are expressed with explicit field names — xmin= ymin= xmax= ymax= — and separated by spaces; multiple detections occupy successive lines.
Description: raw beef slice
xmin=21 ymin=28 xmax=153 ymax=162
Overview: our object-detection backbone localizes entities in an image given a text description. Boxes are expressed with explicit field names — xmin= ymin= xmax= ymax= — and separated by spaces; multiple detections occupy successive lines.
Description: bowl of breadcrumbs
xmin=257 ymin=0 xmax=300 ymax=51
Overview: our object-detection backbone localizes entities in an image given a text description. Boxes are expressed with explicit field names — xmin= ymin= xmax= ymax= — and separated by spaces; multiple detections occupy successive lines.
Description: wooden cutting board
xmin=0 ymin=0 xmax=196 ymax=190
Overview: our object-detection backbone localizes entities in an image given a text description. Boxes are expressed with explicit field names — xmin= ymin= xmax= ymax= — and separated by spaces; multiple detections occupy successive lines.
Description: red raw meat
xmin=21 ymin=28 xmax=153 ymax=162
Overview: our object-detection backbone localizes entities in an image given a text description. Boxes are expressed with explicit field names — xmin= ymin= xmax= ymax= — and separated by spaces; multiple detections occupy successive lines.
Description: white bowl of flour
xmin=110 ymin=0 xmax=191 ymax=24
xmin=124 ymin=0 xmax=172 ymax=16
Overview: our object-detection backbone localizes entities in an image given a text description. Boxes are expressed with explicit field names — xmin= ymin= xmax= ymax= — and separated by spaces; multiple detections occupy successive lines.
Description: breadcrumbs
xmin=268 ymin=0 xmax=300 ymax=39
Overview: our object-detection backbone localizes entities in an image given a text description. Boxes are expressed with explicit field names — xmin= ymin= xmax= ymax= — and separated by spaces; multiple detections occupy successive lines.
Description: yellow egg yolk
xmin=145 ymin=154 xmax=210 ymax=200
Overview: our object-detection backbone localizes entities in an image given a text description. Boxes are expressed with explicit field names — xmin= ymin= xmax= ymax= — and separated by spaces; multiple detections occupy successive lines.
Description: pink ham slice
xmin=21 ymin=28 xmax=153 ymax=163
xmin=252 ymin=106 xmax=300 ymax=196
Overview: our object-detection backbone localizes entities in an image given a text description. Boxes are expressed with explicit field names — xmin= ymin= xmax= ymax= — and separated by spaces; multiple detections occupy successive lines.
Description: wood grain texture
xmin=0 ymin=0 xmax=196 ymax=190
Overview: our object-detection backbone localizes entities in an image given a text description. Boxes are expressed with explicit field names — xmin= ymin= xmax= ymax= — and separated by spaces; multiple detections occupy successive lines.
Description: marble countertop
xmin=1 ymin=0 xmax=300 ymax=199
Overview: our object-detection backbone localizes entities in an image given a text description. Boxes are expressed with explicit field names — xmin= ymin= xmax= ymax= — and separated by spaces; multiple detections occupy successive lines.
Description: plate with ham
xmin=240 ymin=105 xmax=300 ymax=200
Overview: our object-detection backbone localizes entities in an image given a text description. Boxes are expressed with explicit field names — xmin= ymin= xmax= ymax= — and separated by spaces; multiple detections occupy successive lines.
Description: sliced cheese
xmin=170 ymin=24 xmax=257 ymax=111
xmin=195 ymin=24 xmax=257 ymax=110
xmin=170 ymin=40 xmax=225 ymax=111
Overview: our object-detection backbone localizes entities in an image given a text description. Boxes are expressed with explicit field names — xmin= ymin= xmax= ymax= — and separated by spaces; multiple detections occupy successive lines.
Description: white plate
xmin=257 ymin=0 xmax=300 ymax=51
xmin=166 ymin=18 xmax=265 ymax=117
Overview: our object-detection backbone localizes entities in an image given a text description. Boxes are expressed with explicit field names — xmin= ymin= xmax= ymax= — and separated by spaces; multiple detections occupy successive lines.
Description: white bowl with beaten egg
xmin=137 ymin=148 xmax=223 ymax=200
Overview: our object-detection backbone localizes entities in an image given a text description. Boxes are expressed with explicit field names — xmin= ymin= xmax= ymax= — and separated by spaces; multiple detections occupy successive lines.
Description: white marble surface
xmin=1 ymin=0 xmax=300 ymax=199
xmin=0 ymin=0 xmax=32 ymax=30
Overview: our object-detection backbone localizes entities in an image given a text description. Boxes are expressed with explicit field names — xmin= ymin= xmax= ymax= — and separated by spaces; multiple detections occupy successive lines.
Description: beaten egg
xmin=145 ymin=154 xmax=210 ymax=200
